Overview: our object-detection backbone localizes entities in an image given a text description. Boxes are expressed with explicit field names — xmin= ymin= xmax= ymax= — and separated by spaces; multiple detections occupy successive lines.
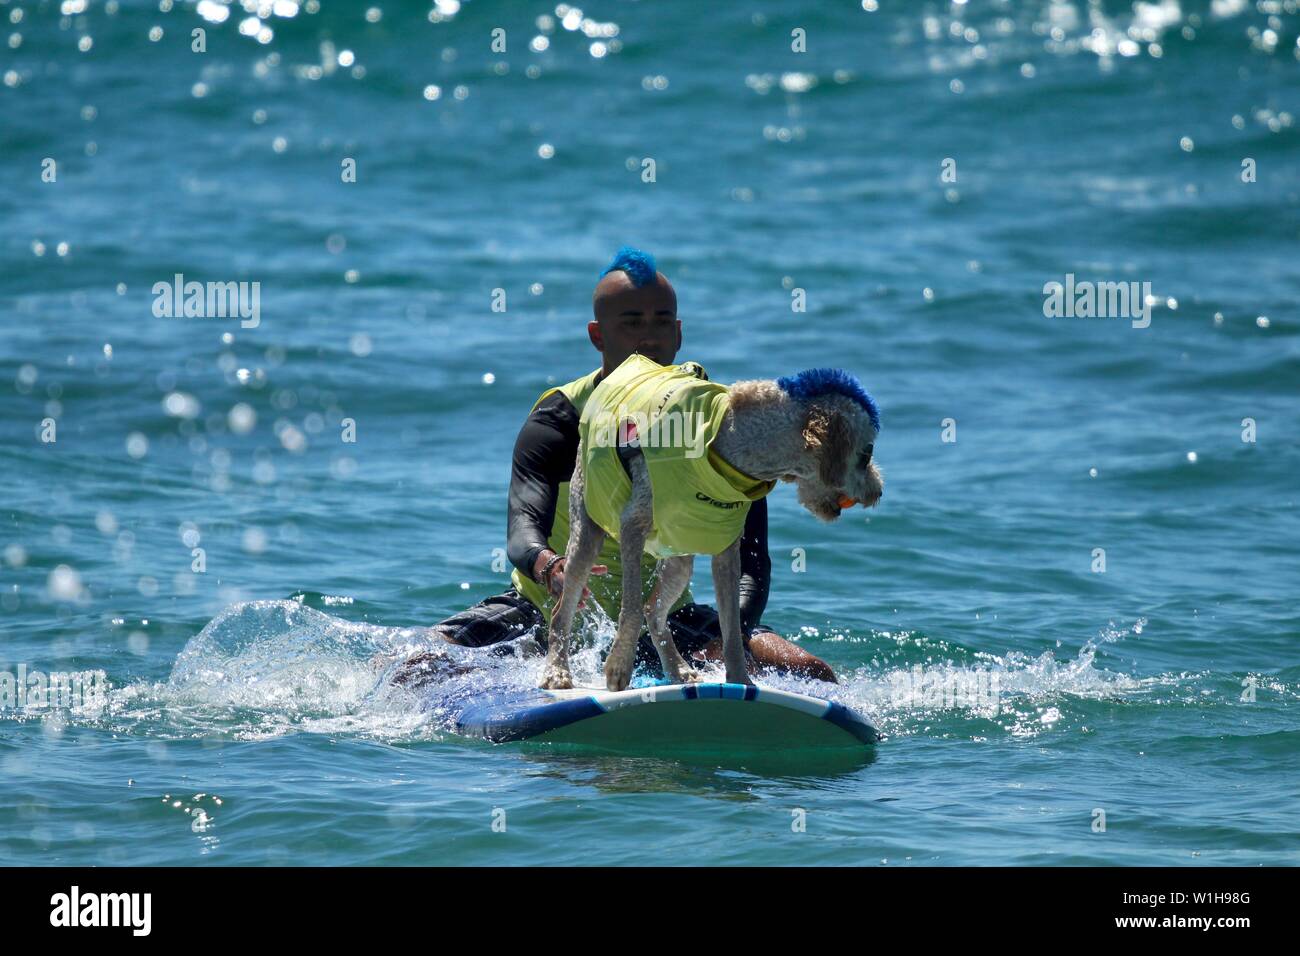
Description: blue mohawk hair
xmin=777 ymin=368 xmax=881 ymax=431
xmin=601 ymin=246 xmax=657 ymax=287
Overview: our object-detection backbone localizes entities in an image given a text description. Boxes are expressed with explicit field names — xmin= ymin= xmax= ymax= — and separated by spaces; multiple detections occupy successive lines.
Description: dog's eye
xmin=858 ymin=444 xmax=873 ymax=468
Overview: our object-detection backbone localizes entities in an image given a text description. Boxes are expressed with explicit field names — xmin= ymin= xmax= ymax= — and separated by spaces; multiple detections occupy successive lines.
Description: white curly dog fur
xmin=540 ymin=372 xmax=883 ymax=692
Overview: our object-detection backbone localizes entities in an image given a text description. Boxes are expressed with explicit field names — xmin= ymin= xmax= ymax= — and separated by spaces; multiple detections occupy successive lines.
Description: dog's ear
xmin=802 ymin=404 xmax=854 ymax=487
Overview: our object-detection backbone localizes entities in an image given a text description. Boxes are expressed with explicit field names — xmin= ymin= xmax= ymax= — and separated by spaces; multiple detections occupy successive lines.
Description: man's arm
xmin=737 ymin=496 xmax=772 ymax=635
xmin=506 ymin=392 xmax=580 ymax=583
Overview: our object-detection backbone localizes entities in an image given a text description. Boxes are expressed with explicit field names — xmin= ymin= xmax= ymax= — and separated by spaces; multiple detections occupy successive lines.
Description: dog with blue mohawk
xmin=541 ymin=325 xmax=884 ymax=692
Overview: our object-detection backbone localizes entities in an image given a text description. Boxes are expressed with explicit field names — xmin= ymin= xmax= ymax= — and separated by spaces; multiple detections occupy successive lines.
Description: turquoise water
xmin=2 ymin=0 xmax=1298 ymax=865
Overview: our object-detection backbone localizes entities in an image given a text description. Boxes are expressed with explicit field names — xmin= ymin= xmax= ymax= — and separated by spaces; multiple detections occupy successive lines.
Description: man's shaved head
xmin=588 ymin=247 xmax=680 ymax=373
xmin=592 ymin=268 xmax=677 ymax=321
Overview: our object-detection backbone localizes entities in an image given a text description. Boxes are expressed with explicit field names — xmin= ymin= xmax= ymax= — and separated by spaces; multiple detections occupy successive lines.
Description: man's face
xmin=589 ymin=272 xmax=681 ymax=369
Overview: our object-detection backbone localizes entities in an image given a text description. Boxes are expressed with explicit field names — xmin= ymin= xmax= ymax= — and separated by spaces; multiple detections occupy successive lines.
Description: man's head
xmin=590 ymin=246 xmax=680 ymax=372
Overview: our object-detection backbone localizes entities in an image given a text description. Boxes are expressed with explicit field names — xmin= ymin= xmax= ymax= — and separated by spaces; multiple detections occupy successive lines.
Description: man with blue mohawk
xmin=396 ymin=247 xmax=836 ymax=685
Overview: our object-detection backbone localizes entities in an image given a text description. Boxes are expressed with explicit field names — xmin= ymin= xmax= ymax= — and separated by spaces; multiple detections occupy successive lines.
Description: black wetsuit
xmin=430 ymin=383 xmax=776 ymax=672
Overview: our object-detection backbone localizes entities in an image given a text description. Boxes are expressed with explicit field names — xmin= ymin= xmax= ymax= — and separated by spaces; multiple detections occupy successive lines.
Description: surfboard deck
xmin=454 ymin=681 xmax=881 ymax=752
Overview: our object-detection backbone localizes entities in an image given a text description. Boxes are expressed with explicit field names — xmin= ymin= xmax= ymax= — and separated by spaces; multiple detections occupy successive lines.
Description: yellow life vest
xmin=509 ymin=366 xmax=688 ymax=621
xmin=579 ymin=354 xmax=775 ymax=558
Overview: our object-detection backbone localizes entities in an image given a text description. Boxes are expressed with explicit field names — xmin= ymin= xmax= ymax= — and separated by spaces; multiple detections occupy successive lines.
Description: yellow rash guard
xmin=579 ymin=354 xmax=775 ymax=559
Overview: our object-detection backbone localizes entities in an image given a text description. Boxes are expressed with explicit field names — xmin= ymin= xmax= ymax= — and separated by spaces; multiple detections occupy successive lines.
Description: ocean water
xmin=2 ymin=0 xmax=1298 ymax=866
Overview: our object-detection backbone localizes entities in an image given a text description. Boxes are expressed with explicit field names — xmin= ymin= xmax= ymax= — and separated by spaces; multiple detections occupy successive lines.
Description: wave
xmin=21 ymin=599 xmax=1232 ymax=748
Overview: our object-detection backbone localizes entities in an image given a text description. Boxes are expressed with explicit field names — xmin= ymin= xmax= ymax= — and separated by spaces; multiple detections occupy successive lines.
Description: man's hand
xmin=533 ymin=550 xmax=608 ymax=609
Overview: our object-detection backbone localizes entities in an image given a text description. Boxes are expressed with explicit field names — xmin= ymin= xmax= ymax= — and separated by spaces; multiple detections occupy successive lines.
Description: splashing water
xmin=76 ymin=601 xmax=1173 ymax=748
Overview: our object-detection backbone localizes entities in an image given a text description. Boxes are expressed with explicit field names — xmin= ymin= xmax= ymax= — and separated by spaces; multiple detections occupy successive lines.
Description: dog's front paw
xmin=539 ymin=666 xmax=574 ymax=690
xmin=724 ymin=669 xmax=754 ymax=687
xmin=604 ymin=655 xmax=635 ymax=692
xmin=665 ymin=663 xmax=702 ymax=685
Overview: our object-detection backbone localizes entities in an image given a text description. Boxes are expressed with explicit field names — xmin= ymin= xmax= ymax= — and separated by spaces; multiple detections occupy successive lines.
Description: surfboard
xmin=453 ymin=681 xmax=881 ymax=752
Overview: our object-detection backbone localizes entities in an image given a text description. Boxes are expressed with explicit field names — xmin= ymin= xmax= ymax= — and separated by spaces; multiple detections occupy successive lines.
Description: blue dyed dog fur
xmin=777 ymin=368 xmax=881 ymax=431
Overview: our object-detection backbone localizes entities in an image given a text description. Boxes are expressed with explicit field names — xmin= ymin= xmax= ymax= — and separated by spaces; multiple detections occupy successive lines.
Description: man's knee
xmin=431 ymin=589 xmax=544 ymax=649
xmin=747 ymin=630 xmax=837 ymax=683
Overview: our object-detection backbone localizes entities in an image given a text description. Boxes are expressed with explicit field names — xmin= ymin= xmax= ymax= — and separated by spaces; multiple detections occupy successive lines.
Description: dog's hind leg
xmin=539 ymin=445 xmax=605 ymax=690
xmin=644 ymin=555 xmax=699 ymax=685
xmin=712 ymin=538 xmax=753 ymax=686
xmin=603 ymin=447 xmax=654 ymax=692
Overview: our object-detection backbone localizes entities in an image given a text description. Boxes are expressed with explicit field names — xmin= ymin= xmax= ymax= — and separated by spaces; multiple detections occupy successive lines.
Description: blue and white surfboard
xmin=454 ymin=682 xmax=881 ymax=751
